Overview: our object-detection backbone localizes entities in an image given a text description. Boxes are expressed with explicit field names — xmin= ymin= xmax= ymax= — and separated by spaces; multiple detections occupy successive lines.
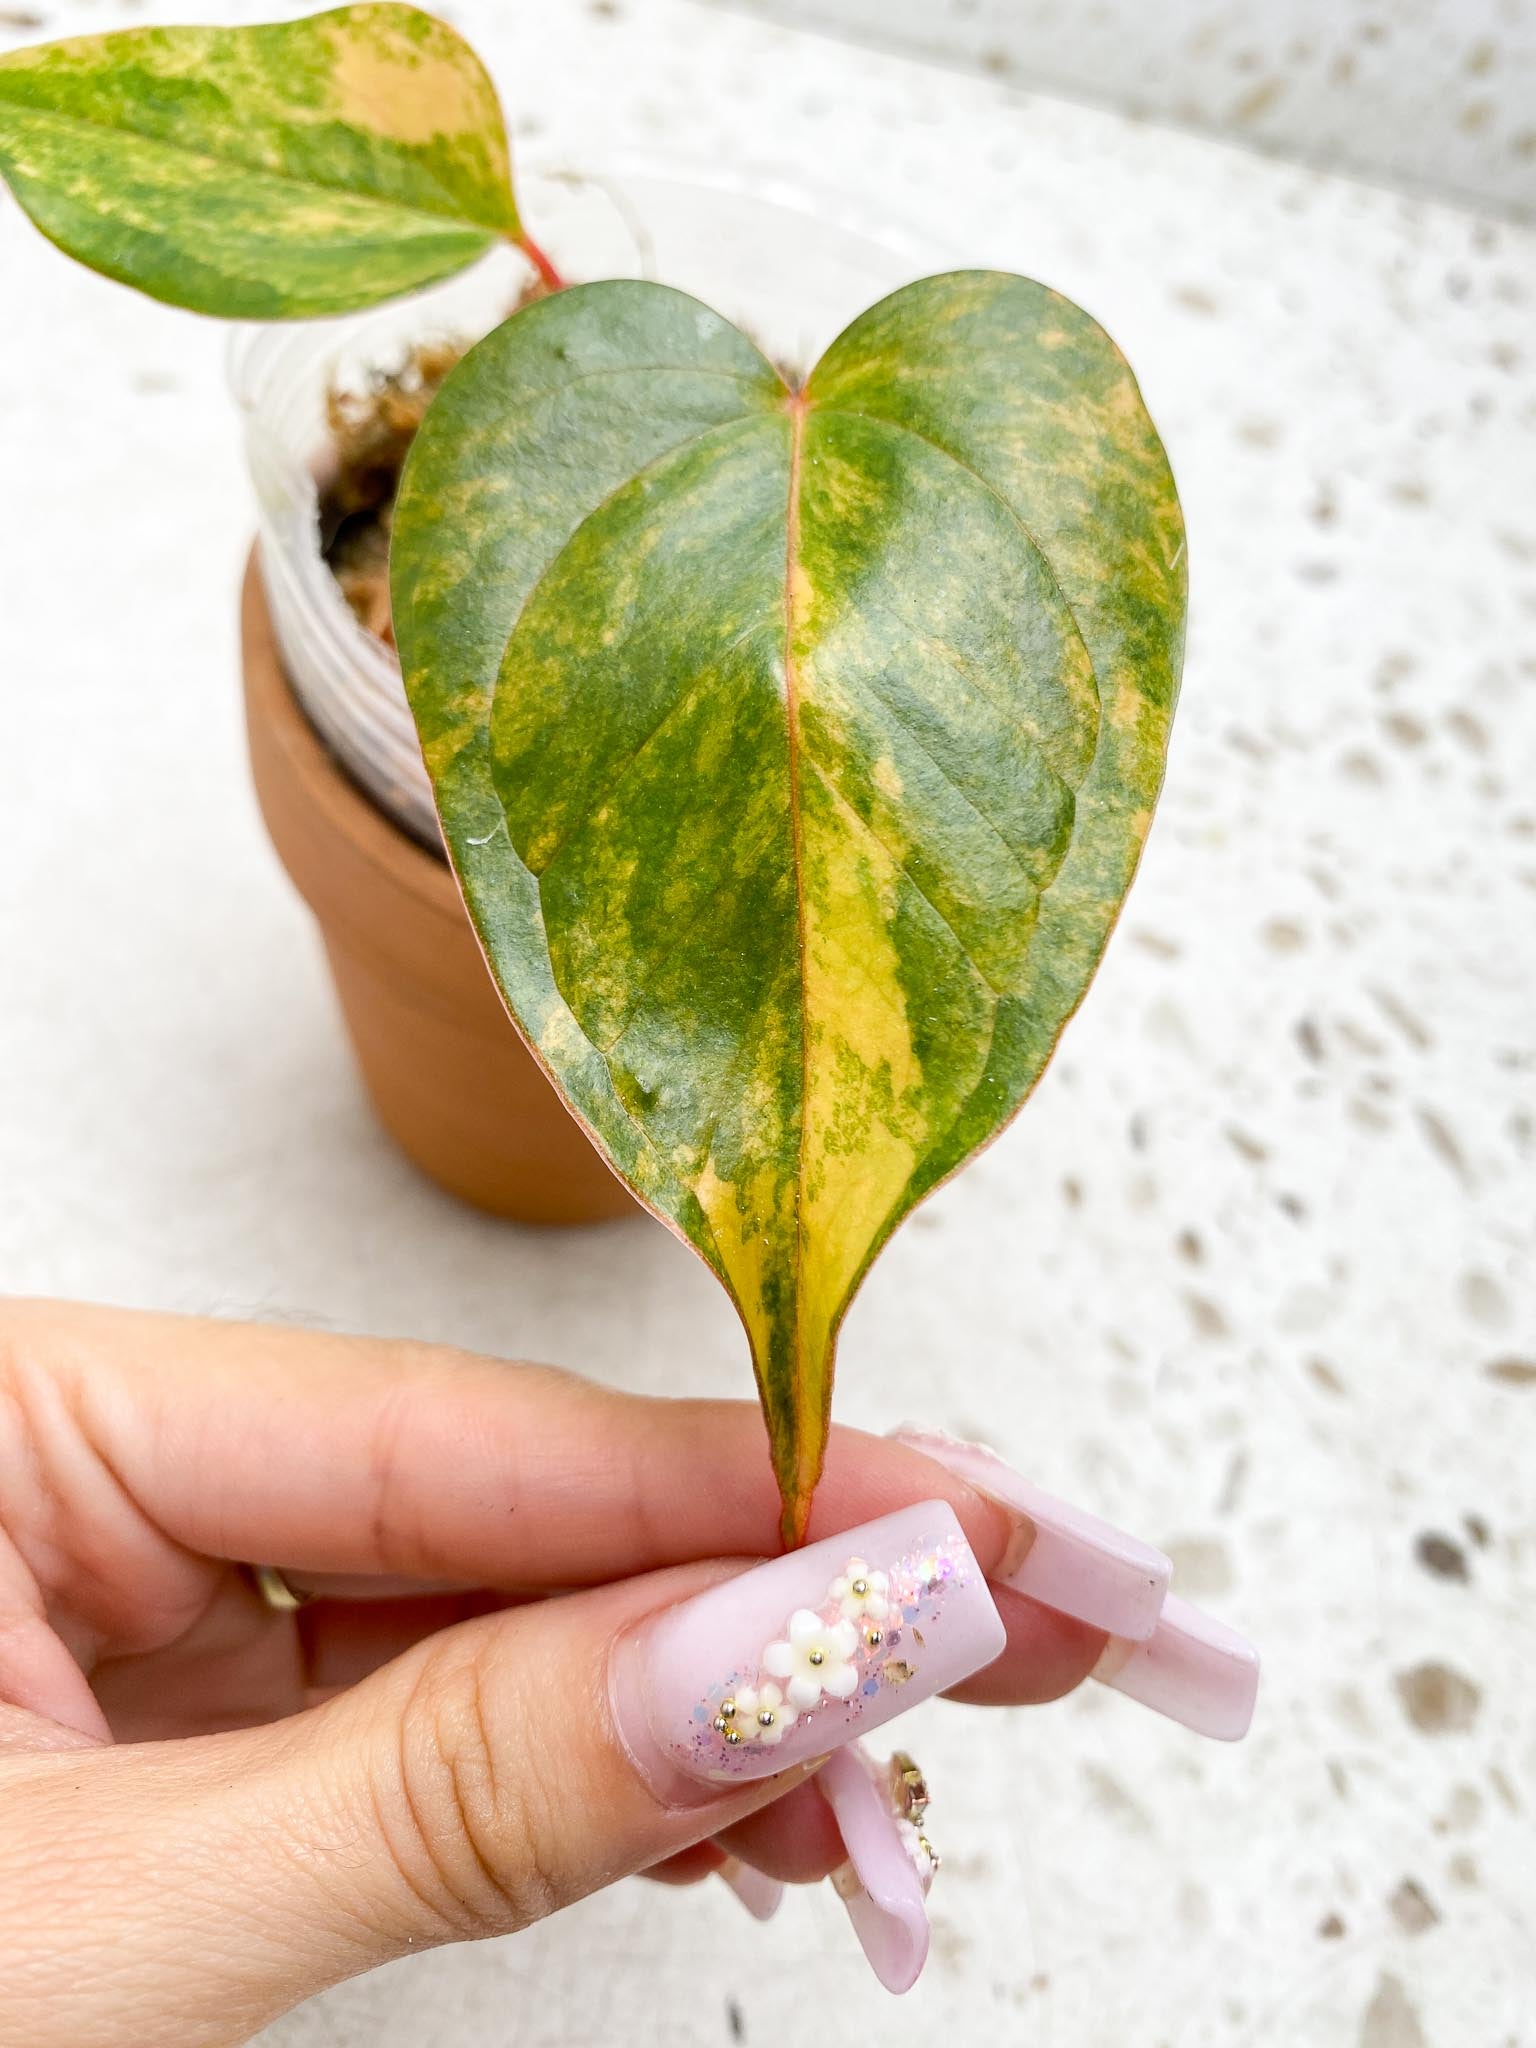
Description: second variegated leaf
xmin=0 ymin=4 xmax=528 ymax=315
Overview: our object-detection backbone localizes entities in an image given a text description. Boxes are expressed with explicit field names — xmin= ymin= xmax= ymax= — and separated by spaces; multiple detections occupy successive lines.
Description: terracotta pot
xmin=240 ymin=550 xmax=635 ymax=1224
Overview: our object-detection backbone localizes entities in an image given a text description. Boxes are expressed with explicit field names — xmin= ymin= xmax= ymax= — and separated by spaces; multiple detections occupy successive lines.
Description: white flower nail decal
xmin=830 ymin=1557 xmax=890 ymax=1626
xmin=731 ymin=1681 xmax=799 ymax=1744
xmin=764 ymin=1610 xmax=861 ymax=1708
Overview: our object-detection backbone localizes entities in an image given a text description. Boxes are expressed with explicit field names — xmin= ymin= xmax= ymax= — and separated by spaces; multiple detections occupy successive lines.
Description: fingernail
xmin=717 ymin=1856 xmax=784 ymax=1922
xmin=611 ymin=1501 xmax=1005 ymax=1802
xmin=1093 ymin=1591 xmax=1259 ymax=1740
xmin=821 ymin=1745 xmax=937 ymax=1994
xmin=891 ymin=1427 xmax=1171 ymax=1641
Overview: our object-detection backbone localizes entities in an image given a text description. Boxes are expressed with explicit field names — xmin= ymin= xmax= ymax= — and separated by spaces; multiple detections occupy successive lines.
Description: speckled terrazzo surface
xmin=709 ymin=0 xmax=1536 ymax=222
xmin=1 ymin=3 xmax=1533 ymax=2044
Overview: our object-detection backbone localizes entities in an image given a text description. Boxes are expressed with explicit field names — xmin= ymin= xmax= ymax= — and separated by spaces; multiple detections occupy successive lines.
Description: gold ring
xmin=247 ymin=1563 xmax=315 ymax=1612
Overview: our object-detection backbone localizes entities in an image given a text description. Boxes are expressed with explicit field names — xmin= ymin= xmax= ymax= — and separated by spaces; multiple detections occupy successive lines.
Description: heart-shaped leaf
xmin=391 ymin=273 xmax=1186 ymax=1541
xmin=0 ymin=4 xmax=526 ymax=315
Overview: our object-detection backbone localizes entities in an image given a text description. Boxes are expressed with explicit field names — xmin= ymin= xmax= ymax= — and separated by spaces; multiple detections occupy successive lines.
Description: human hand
xmin=0 ymin=1297 xmax=1111 ymax=2046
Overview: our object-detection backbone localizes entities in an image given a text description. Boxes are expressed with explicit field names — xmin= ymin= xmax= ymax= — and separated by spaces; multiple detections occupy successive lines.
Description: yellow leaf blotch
xmin=694 ymin=1151 xmax=797 ymax=1345
xmin=798 ymin=761 xmax=923 ymax=1359
xmin=331 ymin=12 xmax=507 ymax=163
xmin=871 ymin=755 xmax=904 ymax=800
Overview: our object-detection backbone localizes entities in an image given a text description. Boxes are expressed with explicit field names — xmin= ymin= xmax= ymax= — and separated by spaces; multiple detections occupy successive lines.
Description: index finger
xmin=12 ymin=1297 xmax=1021 ymax=1589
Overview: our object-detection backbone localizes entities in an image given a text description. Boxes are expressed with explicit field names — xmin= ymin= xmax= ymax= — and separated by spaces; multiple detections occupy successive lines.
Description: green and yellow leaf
xmin=0 ymin=4 xmax=520 ymax=315
xmin=391 ymin=273 xmax=1186 ymax=1541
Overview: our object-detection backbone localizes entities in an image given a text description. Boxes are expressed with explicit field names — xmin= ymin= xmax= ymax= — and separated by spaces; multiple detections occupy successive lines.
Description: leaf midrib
xmin=781 ymin=388 xmax=812 ymax=1451
xmin=0 ymin=83 xmax=509 ymax=238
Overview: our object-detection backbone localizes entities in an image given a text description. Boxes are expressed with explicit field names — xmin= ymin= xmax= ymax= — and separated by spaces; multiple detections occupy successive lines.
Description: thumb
xmin=0 ymin=1565 xmax=795 ymax=2048
xmin=1 ymin=1499 xmax=1000 ymax=2047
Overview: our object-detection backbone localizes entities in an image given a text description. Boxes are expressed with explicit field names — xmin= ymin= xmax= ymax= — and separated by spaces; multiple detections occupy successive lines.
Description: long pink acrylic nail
xmin=821 ymin=1745 xmax=937 ymax=1994
xmin=891 ymin=1428 xmax=1171 ymax=1640
xmin=717 ymin=1856 xmax=784 ymax=1921
xmin=1093 ymin=1592 xmax=1259 ymax=1741
xmin=611 ymin=1501 xmax=1005 ymax=1798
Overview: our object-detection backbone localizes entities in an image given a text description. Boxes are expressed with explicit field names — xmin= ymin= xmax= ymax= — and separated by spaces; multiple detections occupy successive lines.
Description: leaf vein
xmin=847 ymin=586 xmax=1083 ymax=794
xmin=813 ymin=652 xmax=1062 ymax=900
xmin=809 ymin=404 xmax=1103 ymax=747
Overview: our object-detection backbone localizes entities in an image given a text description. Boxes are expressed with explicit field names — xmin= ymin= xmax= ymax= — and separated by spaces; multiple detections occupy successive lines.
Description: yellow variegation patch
xmin=391 ymin=273 xmax=1185 ymax=1543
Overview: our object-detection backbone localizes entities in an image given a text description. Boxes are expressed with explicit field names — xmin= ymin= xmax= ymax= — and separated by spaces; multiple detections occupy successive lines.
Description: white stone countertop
xmin=1 ymin=2 xmax=1533 ymax=2043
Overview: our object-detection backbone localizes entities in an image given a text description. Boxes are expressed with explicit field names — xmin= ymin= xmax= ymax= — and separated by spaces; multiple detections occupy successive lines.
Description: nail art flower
xmin=830 ymin=1557 xmax=891 ymax=1626
xmin=764 ymin=1609 xmax=861 ymax=1709
xmin=732 ymin=1681 xmax=799 ymax=1745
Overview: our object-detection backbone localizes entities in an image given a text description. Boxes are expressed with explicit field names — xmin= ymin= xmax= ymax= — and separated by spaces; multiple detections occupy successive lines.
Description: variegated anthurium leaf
xmin=391 ymin=273 xmax=1186 ymax=1542
xmin=0 ymin=4 xmax=525 ymax=316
